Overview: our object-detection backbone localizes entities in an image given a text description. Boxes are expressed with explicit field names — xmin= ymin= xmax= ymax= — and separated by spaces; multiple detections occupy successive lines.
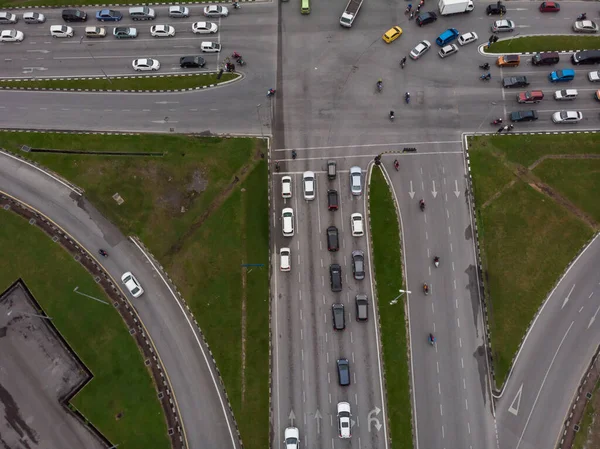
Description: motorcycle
xmin=491 ymin=118 xmax=503 ymax=125
xmin=400 ymin=58 xmax=406 ymax=69
xmin=233 ymin=1 xmax=241 ymax=9
xmin=389 ymin=111 xmax=395 ymax=121
xmin=429 ymin=334 xmax=436 ymax=345
xmin=577 ymin=13 xmax=586 ymax=20
xmin=275 ymin=162 xmax=280 ymax=172
xmin=434 ymin=257 xmax=439 ymax=268
xmin=267 ymin=88 xmax=276 ymax=97
xmin=232 ymin=53 xmax=246 ymax=66
xmin=419 ymin=199 xmax=425 ymax=211
xmin=98 ymin=249 xmax=108 ymax=258
xmin=405 ymin=92 xmax=410 ymax=104
xmin=405 ymin=4 xmax=412 ymax=13
xmin=292 ymin=150 xmax=297 ymax=160
xmin=376 ymin=80 xmax=383 ymax=93
xmin=479 ymin=63 xmax=490 ymax=70
xmin=423 ymin=283 xmax=430 ymax=295
xmin=393 ymin=160 xmax=400 ymax=171
xmin=480 ymin=73 xmax=491 ymax=81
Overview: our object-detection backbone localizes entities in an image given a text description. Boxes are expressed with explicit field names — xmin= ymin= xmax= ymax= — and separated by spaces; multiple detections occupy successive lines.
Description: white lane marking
xmin=274 ymin=140 xmax=462 ymax=152
xmin=301 ymin=349 xmax=304 ymax=361
xmin=300 ymin=328 xmax=303 ymax=340
xmin=509 ymin=383 xmax=523 ymax=416
xmin=588 ymin=305 xmax=600 ymax=329
xmin=457 ymin=318 xmax=460 ymax=328
xmin=440 ymin=404 xmax=443 ymax=416
xmin=516 ymin=321 xmax=574 ymax=449
xmin=465 ymin=399 xmax=469 ymax=411
xmin=561 ymin=284 xmax=576 ymax=309
xmin=438 ymin=382 xmax=441 ymax=395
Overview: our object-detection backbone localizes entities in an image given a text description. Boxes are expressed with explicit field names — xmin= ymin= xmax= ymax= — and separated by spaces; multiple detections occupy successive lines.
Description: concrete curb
xmin=462 ymin=131 xmax=600 ymax=397
xmin=0 ymin=72 xmax=241 ymax=93
xmin=5 ymin=1 xmax=256 ymax=10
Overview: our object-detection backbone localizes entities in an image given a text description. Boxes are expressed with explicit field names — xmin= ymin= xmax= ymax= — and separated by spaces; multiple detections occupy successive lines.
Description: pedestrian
xmin=416 ymin=4 xmax=421 ymax=12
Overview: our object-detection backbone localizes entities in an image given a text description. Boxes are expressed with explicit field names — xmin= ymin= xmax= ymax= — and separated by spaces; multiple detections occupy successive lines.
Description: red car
xmin=539 ymin=1 xmax=560 ymax=12
xmin=517 ymin=90 xmax=544 ymax=104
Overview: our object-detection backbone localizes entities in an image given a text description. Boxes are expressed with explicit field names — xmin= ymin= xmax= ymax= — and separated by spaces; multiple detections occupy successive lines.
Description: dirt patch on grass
xmin=528 ymin=154 xmax=600 ymax=171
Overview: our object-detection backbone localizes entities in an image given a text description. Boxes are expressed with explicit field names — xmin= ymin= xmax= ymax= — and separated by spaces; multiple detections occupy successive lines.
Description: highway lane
xmin=272 ymin=163 xmax=387 ymax=449
xmin=0 ymin=151 xmax=240 ymax=449
xmin=496 ymin=233 xmax=600 ymax=449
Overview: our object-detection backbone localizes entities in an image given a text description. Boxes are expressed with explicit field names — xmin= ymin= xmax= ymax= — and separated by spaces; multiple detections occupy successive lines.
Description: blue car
xmin=96 ymin=9 xmax=122 ymax=21
xmin=549 ymin=69 xmax=575 ymax=82
xmin=436 ymin=28 xmax=459 ymax=47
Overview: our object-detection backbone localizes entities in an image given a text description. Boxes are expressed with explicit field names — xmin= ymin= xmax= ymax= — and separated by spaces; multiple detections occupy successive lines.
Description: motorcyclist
xmin=419 ymin=199 xmax=425 ymax=210
xmin=429 ymin=333 xmax=435 ymax=344
xmin=394 ymin=159 xmax=399 ymax=170
xmin=480 ymin=62 xmax=490 ymax=70
xmin=389 ymin=110 xmax=395 ymax=120
xmin=99 ymin=249 xmax=108 ymax=257
xmin=291 ymin=150 xmax=297 ymax=160
xmin=233 ymin=1 xmax=240 ymax=8
xmin=405 ymin=92 xmax=410 ymax=103
xmin=423 ymin=283 xmax=429 ymax=293
xmin=377 ymin=78 xmax=383 ymax=91
xmin=434 ymin=256 xmax=439 ymax=264
xmin=406 ymin=4 xmax=412 ymax=12
xmin=275 ymin=161 xmax=280 ymax=172
xmin=233 ymin=51 xmax=241 ymax=59
xmin=267 ymin=88 xmax=276 ymax=97
xmin=579 ymin=13 xmax=587 ymax=20
xmin=400 ymin=57 xmax=407 ymax=68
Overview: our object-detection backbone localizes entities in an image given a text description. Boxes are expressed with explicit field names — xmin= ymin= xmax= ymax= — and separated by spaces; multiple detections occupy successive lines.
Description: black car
xmin=332 ymin=304 xmax=345 ymax=330
xmin=502 ymin=76 xmax=529 ymax=88
xmin=180 ymin=56 xmax=206 ymax=68
xmin=486 ymin=2 xmax=506 ymax=15
xmin=330 ymin=264 xmax=342 ymax=292
xmin=510 ymin=110 xmax=539 ymax=122
xmin=416 ymin=11 xmax=437 ymax=27
xmin=327 ymin=189 xmax=339 ymax=211
xmin=327 ymin=226 xmax=339 ymax=252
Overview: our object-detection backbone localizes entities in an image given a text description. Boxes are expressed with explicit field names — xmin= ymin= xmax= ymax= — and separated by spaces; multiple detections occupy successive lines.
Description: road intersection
xmin=0 ymin=1 xmax=599 ymax=449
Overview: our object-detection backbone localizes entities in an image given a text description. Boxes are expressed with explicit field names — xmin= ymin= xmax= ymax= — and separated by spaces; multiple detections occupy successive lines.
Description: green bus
xmin=301 ymin=0 xmax=310 ymax=14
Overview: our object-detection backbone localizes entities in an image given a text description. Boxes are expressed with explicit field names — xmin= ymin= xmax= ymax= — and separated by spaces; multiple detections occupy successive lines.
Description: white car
xmin=438 ymin=43 xmax=458 ymax=58
xmin=457 ymin=31 xmax=478 ymax=46
xmin=150 ymin=24 xmax=175 ymax=37
xmin=168 ymin=5 xmax=190 ymax=18
xmin=281 ymin=176 xmax=292 ymax=199
xmin=409 ymin=40 xmax=431 ymax=60
xmin=350 ymin=166 xmax=362 ymax=196
xmin=50 ymin=25 xmax=73 ymax=38
xmin=201 ymin=41 xmax=221 ymax=53
xmin=121 ymin=272 xmax=144 ymax=298
xmin=0 ymin=12 xmax=18 ymax=24
xmin=302 ymin=171 xmax=315 ymax=200
xmin=554 ymin=89 xmax=578 ymax=100
xmin=23 ymin=12 xmax=46 ymax=23
xmin=588 ymin=71 xmax=600 ymax=82
xmin=573 ymin=20 xmax=598 ymax=34
xmin=192 ymin=21 xmax=218 ymax=34
xmin=351 ymin=213 xmax=364 ymax=237
xmin=284 ymin=427 xmax=299 ymax=449
xmin=132 ymin=58 xmax=161 ymax=71
xmin=282 ymin=208 xmax=294 ymax=237
xmin=337 ymin=402 xmax=352 ymax=439
xmin=492 ymin=19 xmax=515 ymax=32
xmin=552 ymin=110 xmax=583 ymax=124
xmin=280 ymin=247 xmax=291 ymax=272
xmin=204 ymin=5 xmax=229 ymax=17
xmin=0 ymin=29 xmax=24 ymax=42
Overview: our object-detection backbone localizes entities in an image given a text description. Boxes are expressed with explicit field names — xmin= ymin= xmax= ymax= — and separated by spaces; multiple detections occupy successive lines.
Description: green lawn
xmin=484 ymin=35 xmax=600 ymax=53
xmin=533 ymin=159 xmax=600 ymax=223
xmin=0 ymin=73 xmax=238 ymax=92
xmin=1 ymin=131 xmax=270 ymax=449
xmin=369 ymin=168 xmax=413 ymax=449
xmin=0 ymin=210 xmax=168 ymax=449
xmin=468 ymin=134 xmax=598 ymax=385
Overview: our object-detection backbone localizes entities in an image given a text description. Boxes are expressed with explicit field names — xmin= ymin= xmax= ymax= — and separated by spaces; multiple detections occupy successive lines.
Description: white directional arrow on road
xmin=155 ymin=101 xmax=180 ymax=104
xmin=454 ymin=180 xmax=460 ymax=198
xmin=368 ymin=406 xmax=382 ymax=432
xmin=561 ymin=284 xmax=576 ymax=309
xmin=314 ymin=409 xmax=322 ymax=434
xmin=26 ymin=49 xmax=50 ymax=54
xmin=431 ymin=180 xmax=438 ymax=198
xmin=409 ymin=181 xmax=415 ymax=199
xmin=288 ymin=410 xmax=296 ymax=426
xmin=508 ymin=383 xmax=523 ymax=416
xmin=588 ymin=305 xmax=600 ymax=329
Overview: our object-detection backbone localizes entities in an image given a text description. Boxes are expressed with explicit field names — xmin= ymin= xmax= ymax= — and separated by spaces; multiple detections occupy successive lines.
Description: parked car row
xmin=284 ymin=400 xmax=352 ymax=446
xmin=0 ymin=5 xmax=228 ymax=25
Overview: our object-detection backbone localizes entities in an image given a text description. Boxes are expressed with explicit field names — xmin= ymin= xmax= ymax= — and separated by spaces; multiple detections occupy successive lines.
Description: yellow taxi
xmin=382 ymin=26 xmax=403 ymax=43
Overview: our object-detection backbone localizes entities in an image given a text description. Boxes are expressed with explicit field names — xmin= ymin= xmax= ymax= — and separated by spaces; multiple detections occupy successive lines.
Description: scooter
xmin=98 ymin=249 xmax=108 ymax=258
xmin=480 ymin=73 xmax=491 ymax=81
xmin=491 ymin=118 xmax=503 ymax=125
xmin=434 ymin=257 xmax=439 ymax=267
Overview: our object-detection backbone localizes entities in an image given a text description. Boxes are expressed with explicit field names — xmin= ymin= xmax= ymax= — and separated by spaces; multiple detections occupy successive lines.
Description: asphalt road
xmin=1 ymin=2 xmax=599 ymax=449
xmin=0 ymin=151 xmax=240 ymax=449
xmin=496 ymin=233 xmax=600 ymax=449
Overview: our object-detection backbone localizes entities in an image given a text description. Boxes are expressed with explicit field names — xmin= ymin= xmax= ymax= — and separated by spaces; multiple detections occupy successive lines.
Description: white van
xmin=201 ymin=41 xmax=221 ymax=53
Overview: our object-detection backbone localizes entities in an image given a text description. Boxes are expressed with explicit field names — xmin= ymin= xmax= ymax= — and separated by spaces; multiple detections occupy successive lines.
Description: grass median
xmin=468 ymin=134 xmax=598 ymax=386
xmin=0 ymin=73 xmax=238 ymax=92
xmin=0 ymin=131 xmax=269 ymax=449
xmin=369 ymin=167 xmax=413 ymax=449
xmin=0 ymin=209 xmax=169 ymax=449
xmin=484 ymin=35 xmax=600 ymax=54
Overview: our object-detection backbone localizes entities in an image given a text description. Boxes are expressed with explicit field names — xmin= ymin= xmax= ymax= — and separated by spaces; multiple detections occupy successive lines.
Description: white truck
xmin=339 ymin=0 xmax=363 ymax=27
xmin=438 ymin=0 xmax=474 ymax=15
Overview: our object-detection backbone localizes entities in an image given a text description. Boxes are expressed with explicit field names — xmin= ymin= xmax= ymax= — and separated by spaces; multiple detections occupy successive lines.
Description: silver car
xmin=492 ymin=19 xmax=515 ymax=32
xmin=168 ymin=5 xmax=190 ymax=18
xmin=410 ymin=39 xmax=432 ymax=60
xmin=350 ymin=166 xmax=362 ymax=196
xmin=573 ymin=20 xmax=598 ymax=34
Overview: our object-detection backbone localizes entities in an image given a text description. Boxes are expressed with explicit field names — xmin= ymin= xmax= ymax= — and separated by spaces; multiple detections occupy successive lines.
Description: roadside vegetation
xmin=573 ymin=378 xmax=600 ymax=449
xmin=467 ymin=134 xmax=599 ymax=386
xmin=0 ymin=132 xmax=269 ymax=449
xmin=369 ymin=168 xmax=413 ymax=449
xmin=0 ymin=73 xmax=238 ymax=92
xmin=0 ymin=209 xmax=169 ymax=449
xmin=484 ymin=35 xmax=600 ymax=54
